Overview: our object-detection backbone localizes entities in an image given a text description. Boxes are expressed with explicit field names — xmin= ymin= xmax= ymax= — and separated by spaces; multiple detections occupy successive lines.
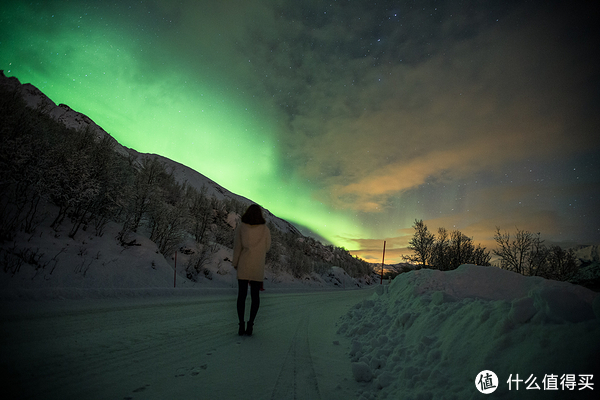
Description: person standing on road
xmin=233 ymin=204 xmax=271 ymax=336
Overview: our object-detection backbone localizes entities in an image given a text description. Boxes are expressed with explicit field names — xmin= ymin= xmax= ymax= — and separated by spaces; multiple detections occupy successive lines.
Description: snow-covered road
xmin=1 ymin=288 xmax=374 ymax=400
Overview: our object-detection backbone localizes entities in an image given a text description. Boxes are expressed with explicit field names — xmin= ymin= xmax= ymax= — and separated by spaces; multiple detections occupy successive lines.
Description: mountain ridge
xmin=0 ymin=71 xmax=375 ymax=295
xmin=0 ymin=70 xmax=301 ymax=236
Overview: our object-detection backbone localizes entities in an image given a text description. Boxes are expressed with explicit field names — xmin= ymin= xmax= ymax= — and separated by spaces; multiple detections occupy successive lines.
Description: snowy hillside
xmin=0 ymin=71 xmax=300 ymax=236
xmin=0 ymin=215 xmax=366 ymax=300
xmin=338 ymin=264 xmax=599 ymax=399
xmin=0 ymin=72 xmax=374 ymax=294
xmin=128 ymin=150 xmax=302 ymax=236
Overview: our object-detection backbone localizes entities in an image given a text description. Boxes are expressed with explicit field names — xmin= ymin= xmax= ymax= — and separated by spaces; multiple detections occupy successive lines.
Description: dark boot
xmin=245 ymin=321 xmax=254 ymax=336
xmin=238 ymin=322 xmax=245 ymax=336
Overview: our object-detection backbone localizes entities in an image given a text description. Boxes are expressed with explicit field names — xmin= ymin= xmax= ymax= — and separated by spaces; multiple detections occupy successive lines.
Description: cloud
xmin=4 ymin=0 xmax=598 ymax=258
xmin=139 ymin=0 xmax=598 ymax=219
xmin=292 ymin=16 xmax=598 ymax=212
xmin=156 ymin=0 xmax=600 ymax=253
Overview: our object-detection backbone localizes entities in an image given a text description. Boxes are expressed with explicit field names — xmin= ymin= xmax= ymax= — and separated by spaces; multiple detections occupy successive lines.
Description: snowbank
xmin=338 ymin=264 xmax=600 ymax=400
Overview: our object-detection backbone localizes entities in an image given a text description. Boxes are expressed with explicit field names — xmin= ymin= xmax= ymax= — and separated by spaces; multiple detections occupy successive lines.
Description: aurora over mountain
xmin=2 ymin=0 xmax=599 ymax=263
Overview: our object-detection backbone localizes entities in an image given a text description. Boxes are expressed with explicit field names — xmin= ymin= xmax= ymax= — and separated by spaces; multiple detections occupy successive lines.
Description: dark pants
xmin=237 ymin=280 xmax=261 ymax=324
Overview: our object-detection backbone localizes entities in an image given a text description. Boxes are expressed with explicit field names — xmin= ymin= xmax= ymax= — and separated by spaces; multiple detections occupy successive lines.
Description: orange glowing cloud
xmin=348 ymin=236 xmax=412 ymax=264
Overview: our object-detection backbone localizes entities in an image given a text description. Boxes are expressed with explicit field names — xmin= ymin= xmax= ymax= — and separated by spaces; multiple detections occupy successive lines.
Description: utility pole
xmin=174 ymin=251 xmax=177 ymax=288
xmin=381 ymin=240 xmax=386 ymax=284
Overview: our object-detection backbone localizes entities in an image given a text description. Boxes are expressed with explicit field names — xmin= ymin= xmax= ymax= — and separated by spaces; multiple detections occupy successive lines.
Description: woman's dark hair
xmin=241 ymin=204 xmax=266 ymax=225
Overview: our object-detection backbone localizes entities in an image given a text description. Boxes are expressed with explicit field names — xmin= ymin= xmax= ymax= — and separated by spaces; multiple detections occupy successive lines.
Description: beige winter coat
xmin=233 ymin=223 xmax=271 ymax=282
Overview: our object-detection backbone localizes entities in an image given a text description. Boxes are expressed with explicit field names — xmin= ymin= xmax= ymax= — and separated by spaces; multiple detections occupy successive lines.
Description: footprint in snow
xmin=123 ymin=384 xmax=150 ymax=398
xmin=132 ymin=385 xmax=149 ymax=392
xmin=175 ymin=365 xmax=208 ymax=377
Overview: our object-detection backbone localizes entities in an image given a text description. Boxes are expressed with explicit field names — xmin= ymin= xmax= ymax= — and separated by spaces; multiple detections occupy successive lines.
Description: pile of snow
xmin=338 ymin=265 xmax=599 ymax=400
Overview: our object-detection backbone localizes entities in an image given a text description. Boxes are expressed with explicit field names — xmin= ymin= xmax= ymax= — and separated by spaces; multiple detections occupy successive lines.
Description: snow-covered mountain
xmin=0 ymin=71 xmax=300 ymax=236
xmin=0 ymin=72 xmax=374 ymax=295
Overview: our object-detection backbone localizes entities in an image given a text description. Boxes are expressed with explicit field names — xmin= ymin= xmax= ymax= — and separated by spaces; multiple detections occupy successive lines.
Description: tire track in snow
xmin=2 ymin=289 xmax=375 ymax=399
xmin=1 ymin=296 xmax=239 ymax=399
xmin=270 ymin=313 xmax=321 ymax=400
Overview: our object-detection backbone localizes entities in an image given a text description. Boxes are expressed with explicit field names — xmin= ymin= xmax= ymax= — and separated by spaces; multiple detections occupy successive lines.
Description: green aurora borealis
xmin=1 ymin=1 xmax=366 ymax=252
xmin=2 ymin=0 xmax=599 ymax=263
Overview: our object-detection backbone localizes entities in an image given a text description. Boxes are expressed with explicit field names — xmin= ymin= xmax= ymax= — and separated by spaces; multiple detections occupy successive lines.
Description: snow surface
xmin=2 ymin=264 xmax=598 ymax=400
xmin=1 ymin=287 xmax=375 ymax=400
xmin=338 ymin=264 xmax=599 ymax=400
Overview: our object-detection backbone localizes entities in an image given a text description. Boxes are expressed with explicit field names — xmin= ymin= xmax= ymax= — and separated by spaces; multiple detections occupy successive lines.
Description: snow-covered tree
xmin=188 ymin=185 xmax=211 ymax=244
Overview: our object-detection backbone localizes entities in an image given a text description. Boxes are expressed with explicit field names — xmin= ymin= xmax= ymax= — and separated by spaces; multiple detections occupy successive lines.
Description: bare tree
xmin=404 ymin=219 xmax=435 ymax=267
xmin=545 ymin=245 xmax=578 ymax=281
xmin=493 ymin=227 xmax=577 ymax=281
xmin=185 ymin=243 xmax=216 ymax=281
xmin=148 ymin=173 xmax=189 ymax=255
xmin=472 ymin=244 xmax=492 ymax=267
xmin=446 ymin=230 xmax=474 ymax=270
xmin=431 ymin=227 xmax=449 ymax=270
xmin=128 ymin=157 xmax=169 ymax=232
xmin=493 ymin=227 xmax=534 ymax=275
xmin=188 ymin=185 xmax=211 ymax=244
xmin=523 ymin=232 xmax=546 ymax=276
xmin=428 ymin=227 xmax=490 ymax=270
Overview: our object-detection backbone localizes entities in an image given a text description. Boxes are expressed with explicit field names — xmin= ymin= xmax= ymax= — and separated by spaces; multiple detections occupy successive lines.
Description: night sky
xmin=2 ymin=0 xmax=599 ymax=263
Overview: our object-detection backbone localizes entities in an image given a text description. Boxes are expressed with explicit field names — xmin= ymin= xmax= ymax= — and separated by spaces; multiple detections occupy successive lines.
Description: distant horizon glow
xmin=2 ymin=0 xmax=599 ymax=263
